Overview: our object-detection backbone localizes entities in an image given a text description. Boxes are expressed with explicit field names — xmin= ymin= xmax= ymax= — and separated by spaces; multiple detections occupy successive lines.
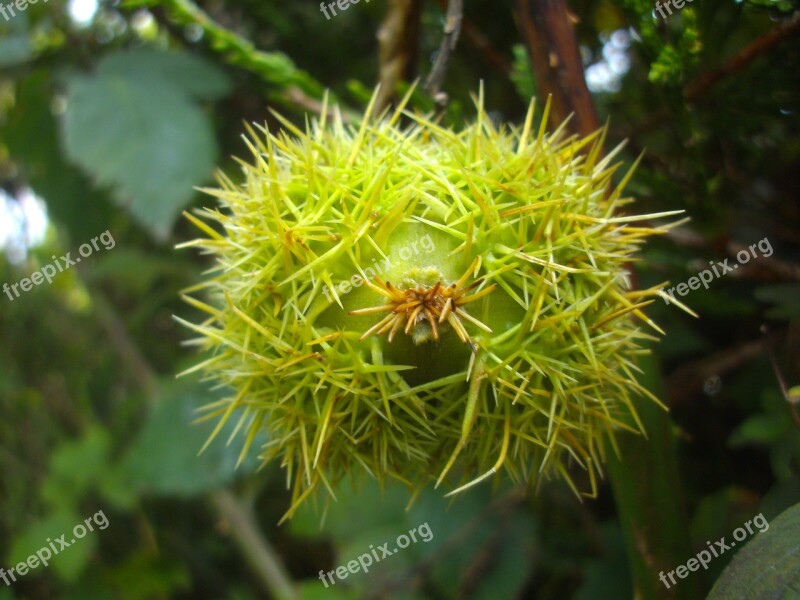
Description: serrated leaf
xmin=62 ymin=52 xmax=221 ymax=240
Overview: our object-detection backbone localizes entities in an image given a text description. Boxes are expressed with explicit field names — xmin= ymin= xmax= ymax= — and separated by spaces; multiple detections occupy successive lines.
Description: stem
xmin=87 ymin=284 xmax=298 ymax=597
xmin=134 ymin=0 xmax=327 ymax=101
xmin=424 ymin=0 xmax=464 ymax=100
xmin=211 ymin=490 xmax=299 ymax=600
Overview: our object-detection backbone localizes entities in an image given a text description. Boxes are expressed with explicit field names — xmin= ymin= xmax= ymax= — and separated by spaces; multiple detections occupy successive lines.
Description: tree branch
xmin=376 ymin=0 xmax=423 ymax=112
xmin=212 ymin=490 xmax=298 ymax=600
xmin=513 ymin=0 xmax=599 ymax=137
xmin=425 ymin=0 xmax=464 ymax=101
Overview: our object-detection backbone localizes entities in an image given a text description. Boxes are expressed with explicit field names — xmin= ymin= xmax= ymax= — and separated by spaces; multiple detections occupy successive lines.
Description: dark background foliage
xmin=1 ymin=0 xmax=799 ymax=598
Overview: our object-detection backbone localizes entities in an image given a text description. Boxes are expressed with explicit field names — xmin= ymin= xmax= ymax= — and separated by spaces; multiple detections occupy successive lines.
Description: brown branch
xmin=685 ymin=11 xmax=800 ymax=101
xmin=665 ymin=330 xmax=786 ymax=407
xmin=621 ymin=12 xmax=800 ymax=139
xmin=376 ymin=0 xmax=423 ymax=113
xmin=513 ymin=0 xmax=599 ymax=137
xmin=424 ymin=0 xmax=464 ymax=101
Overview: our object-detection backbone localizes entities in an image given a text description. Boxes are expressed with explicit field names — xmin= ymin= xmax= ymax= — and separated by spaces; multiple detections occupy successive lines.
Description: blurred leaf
xmin=290 ymin=478 xmax=410 ymax=540
xmin=707 ymin=501 xmax=800 ymax=599
xmin=101 ymin=551 xmax=190 ymax=600
xmin=0 ymin=13 xmax=32 ymax=67
xmin=88 ymin=249 xmax=186 ymax=296
xmin=40 ymin=426 xmax=112 ymax=509
xmin=62 ymin=49 xmax=222 ymax=241
xmin=0 ymin=34 xmax=32 ymax=67
xmin=9 ymin=509 xmax=97 ymax=582
xmin=462 ymin=512 xmax=537 ymax=600
xmin=95 ymin=48 xmax=232 ymax=101
xmin=729 ymin=414 xmax=789 ymax=445
xmin=298 ymin=581 xmax=359 ymax=600
xmin=729 ymin=389 xmax=800 ymax=482
xmin=510 ymin=44 xmax=536 ymax=101
xmin=119 ymin=382 xmax=265 ymax=497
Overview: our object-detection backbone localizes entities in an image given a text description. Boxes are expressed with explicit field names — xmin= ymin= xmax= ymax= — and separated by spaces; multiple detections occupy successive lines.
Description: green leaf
xmin=0 ymin=13 xmax=32 ymax=67
xmin=729 ymin=414 xmax=790 ymax=446
xmin=298 ymin=581 xmax=359 ymax=600
xmin=98 ymin=551 xmax=191 ymax=600
xmin=0 ymin=34 xmax=32 ymax=67
xmin=62 ymin=50 xmax=222 ymax=241
xmin=40 ymin=426 xmax=112 ymax=509
xmin=95 ymin=48 xmax=232 ymax=101
xmin=119 ymin=382 xmax=265 ymax=497
xmin=707 ymin=502 xmax=800 ymax=599
xmin=510 ymin=45 xmax=536 ymax=102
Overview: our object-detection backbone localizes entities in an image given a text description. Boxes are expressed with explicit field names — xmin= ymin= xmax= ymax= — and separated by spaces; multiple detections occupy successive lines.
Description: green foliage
xmin=1 ymin=0 xmax=798 ymax=597
xmin=119 ymin=383 xmax=265 ymax=497
xmin=62 ymin=48 xmax=230 ymax=240
xmin=707 ymin=502 xmax=800 ymax=599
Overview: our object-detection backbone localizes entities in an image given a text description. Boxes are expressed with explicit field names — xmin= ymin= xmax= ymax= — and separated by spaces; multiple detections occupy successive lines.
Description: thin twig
xmin=665 ymin=330 xmax=786 ymax=407
xmin=90 ymin=287 xmax=160 ymax=402
xmin=434 ymin=0 xmax=511 ymax=74
xmin=86 ymin=284 xmax=298 ymax=597
xmin=212 ymin=490 xmax=299 ymax=600
xmin=620 ymin=12 xmax=800 ymax=138
xmin=766 ymin=339 xmax=800 ymax=430
xmin=424 ymin=0 xmax=464 ymax=101
xmin=684 ymin=11 xmax=800 ymax=101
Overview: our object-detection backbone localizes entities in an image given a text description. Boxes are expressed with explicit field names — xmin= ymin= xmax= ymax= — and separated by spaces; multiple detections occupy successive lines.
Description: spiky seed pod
xmin=178 ymin=89 xmax=681 ymax=520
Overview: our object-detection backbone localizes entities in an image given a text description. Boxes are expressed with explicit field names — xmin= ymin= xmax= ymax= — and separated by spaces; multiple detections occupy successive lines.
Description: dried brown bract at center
xmin=350 ymin=257 xmax=497 ymax=350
